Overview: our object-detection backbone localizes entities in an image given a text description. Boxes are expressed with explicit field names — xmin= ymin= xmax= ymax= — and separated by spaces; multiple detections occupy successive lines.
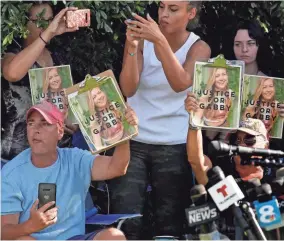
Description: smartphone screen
xmin=38 ymin=183 xmax=56 ymax=212
xmin=66 ymin=9 xmax=91 ymax=28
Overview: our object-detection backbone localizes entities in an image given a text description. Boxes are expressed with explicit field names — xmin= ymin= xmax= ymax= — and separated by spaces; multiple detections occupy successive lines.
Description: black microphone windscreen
xmin=190 ymin=184 xmax=206 ymax=197
xmin=208 ymin=141 xmax=221 ymax=154
xmin=190 ymin=184 xmax=207 ymax=205
xmin=261 ymin=183 xmax=272 ymax=195
xmin=276 ymin=167 xmax=284 ymax=178
xmin=272 ymin=177 xmax=284 ymax=187
xmin=247 ymin=178 xmax=261 ymax=187
xmin=207 ymin=166 xmax=225 ymax=182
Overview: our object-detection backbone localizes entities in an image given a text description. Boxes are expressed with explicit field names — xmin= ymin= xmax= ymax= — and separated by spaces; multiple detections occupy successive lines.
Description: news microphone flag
xmin=185 ymin=203 xmax=219 ymax=227
xmin=208 ymin=175 xmax=244 ymax=211
xmin=254 ymin=196 xmax=282 ymax=228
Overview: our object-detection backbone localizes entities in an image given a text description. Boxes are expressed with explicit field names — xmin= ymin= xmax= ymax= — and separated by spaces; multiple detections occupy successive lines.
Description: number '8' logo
xmin=259 ymin=205 xmax=275 ymax=223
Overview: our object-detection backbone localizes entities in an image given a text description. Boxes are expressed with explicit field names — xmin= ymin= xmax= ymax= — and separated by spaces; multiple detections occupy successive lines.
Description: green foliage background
xmin=2 ymin=1 xmax=284 ymax=83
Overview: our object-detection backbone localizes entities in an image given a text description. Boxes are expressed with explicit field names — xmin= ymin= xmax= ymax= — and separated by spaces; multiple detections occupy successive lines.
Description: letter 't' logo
xmin=217 ymin=184 xmax=228 ymax=197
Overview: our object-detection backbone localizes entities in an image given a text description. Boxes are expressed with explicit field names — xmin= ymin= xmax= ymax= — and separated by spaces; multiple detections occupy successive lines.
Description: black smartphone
xmin=38 ymin=183 xmax=56 ymax=212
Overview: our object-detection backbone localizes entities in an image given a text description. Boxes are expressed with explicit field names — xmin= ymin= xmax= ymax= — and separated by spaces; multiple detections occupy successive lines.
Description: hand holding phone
xmin=66 ymin=9 xmax=91 ymax=28
xmin=28 ymin=199 xmax=58 ymax=233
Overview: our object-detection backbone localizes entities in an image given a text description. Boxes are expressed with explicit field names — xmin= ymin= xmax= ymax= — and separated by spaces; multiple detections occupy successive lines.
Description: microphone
xmin=206 ymin=166 xmax=267 ymax=240
xmin=206 ymin=167 xmax=244 ymax=211
xmin=208 ymin=141 xmax=284 ymax=157
xmin=185 ymin=185 xmax=220 ymax=240
xmin=253 ymin=183 xmax=283 ymax=231
xmin=277 ymin=167 xmax=284 ymax=178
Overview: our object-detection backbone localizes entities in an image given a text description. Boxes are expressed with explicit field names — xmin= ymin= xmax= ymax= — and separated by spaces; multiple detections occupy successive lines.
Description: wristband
xmin=39 ymin=32 xmax=48 ymax=45
xmin=188 ymin=119 xmax=200 ymax=130
xmin=128 ymin=51 xmax=136 ymax=56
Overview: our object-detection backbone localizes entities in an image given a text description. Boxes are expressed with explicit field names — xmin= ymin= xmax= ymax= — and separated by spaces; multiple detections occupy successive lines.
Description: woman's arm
xmin=155 ymin=38 xmax=211 ymax=92
xmin=128 ymin=14 xmax=211 ymax=93
xmin=2 ymin=7 xmax=78 ymax=82
xmin=119 ymin=34 xmax=144 ymax=97
xmin=2 ymin=30 xmax=52 ymax=82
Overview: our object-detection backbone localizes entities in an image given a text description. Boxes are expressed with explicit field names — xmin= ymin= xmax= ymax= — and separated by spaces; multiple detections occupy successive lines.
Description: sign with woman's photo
xmin=28 ymin=65 xmax=76 ymax=123
xmin=242 ymin=75 xmax=284 ymax=139
xmin=66 ymin=70 xmax=138 ymax=154
xmin=190 ymin=55 xmax=243 ymax=131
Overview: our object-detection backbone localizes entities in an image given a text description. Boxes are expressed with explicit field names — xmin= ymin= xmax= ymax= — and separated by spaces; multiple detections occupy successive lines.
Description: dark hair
xmin=27 ymin=1 xmax=52 ymax=18
xmin=234 ymin=20 xmax=264 ymax=46
xmin=232 ymin=19 xmax=271 ymax=75
xmin=187 ymin=1 xmax=203 ymax=30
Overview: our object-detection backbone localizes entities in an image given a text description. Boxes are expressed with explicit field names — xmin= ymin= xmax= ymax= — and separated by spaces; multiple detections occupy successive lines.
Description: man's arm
xmin=187 ymin=128 xmax=212 ymax=185
xmin=1 ymin=214 xmax=33 ymax=240
xmin=91 ymin=141 xmax=130 ymax=181
xmin=1 ymin=200 xmax=58 ymax=240
xmin=155 ymin=39 xmax=211 ymax=92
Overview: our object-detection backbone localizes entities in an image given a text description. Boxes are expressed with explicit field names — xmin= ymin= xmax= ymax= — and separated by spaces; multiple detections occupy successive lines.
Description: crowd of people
xmin=1 ymin=1 xmax=283 ymax=240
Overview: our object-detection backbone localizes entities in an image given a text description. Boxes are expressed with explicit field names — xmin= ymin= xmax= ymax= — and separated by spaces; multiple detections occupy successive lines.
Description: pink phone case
xmin=66 ymin=9 xmax=91 ymax=28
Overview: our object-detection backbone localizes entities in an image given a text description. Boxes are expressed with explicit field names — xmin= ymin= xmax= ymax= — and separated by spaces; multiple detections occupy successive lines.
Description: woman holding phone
xmin=110 ymin=1 xmax=211 ymax=239
xmin=1 ymin=3 xmax=79 ymax=161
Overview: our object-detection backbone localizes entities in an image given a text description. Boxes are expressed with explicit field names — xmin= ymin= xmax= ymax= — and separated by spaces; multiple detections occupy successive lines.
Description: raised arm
xmin=156 ymin=39 xmax=211 ymax=92
xmin=185 ymin=92 xmax=212 ymax=185
xmin=91 ymin=105 xmax=138 ymax=180
xmin=127 ymin=14 xmax=211 ymax=92
xmin=119 ymin=21 xmax=144 ymax=97
xmin=2 ymin=7 xmax=78 ymax=82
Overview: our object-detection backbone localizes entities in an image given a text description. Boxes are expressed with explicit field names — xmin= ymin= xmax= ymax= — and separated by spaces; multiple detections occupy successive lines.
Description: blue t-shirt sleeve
xmin=1 ymin=178 xmax=24 ymax=215
xmin=71 ymin=148 xmax=96 ymax=188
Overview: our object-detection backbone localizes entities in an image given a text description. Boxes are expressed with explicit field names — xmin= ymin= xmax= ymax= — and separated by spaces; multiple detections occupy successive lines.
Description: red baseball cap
xmin=26 ymin=101 xmax=64 ymax=126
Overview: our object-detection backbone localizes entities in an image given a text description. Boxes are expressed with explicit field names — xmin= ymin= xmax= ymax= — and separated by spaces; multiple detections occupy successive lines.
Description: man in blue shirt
xmin=1 ymin=100 xmax=138 ymax=240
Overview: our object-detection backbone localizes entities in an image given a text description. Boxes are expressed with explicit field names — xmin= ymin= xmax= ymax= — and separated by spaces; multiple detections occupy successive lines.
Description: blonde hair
xmin=88 ymin=87 xmax=123 ymax=141
xmin=202 ymin=68 xmax=231 ymax=121
xmin=243 ymin=77 xmax=278 ymax=131
xmin=42 ymin=67 xmax=63 ymax=93
xmin=42 ymin=67 xmax=67 ymax=119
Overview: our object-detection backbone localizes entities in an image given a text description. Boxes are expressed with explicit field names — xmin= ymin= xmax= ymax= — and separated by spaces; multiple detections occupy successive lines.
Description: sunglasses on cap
xmin=235 ymin=134 xmax=258 ymax=147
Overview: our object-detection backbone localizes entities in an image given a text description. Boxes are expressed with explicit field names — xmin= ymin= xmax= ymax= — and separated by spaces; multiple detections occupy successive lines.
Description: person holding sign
xmin=1 ymin=3 xmax=79 ymax=161
xmin=194 ymin=67 xmax=234 ymax=127
xmin=232 ymin=20 xmax=284 ymax=150
xmin=1 ymin=101 xmax=138 ymax=240
xmin=185 ymin=92 xmax=266 ymax=185
xmin=112 ymin=1 xmax=211 ymax=239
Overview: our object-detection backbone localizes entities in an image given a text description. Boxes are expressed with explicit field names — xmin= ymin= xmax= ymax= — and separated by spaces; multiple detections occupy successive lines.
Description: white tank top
xmin=128 ymin=32 xmax=200 ymax=145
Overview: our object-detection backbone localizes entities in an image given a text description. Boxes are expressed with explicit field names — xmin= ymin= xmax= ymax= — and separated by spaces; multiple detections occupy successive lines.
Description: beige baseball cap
xmin=238 ymin=118 xmax=268 ymax=142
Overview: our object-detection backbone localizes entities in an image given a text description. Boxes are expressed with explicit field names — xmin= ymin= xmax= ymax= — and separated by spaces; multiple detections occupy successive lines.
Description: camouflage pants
xmin=108 ymin=140 xmax=194 ymax=240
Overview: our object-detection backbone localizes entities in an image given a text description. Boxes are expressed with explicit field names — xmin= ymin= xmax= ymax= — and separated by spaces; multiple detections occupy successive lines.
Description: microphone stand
xmin=230 ymin=204 xmax=259 ymax=240
xmin=239 ymin=201 xmax=267 ymax=240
